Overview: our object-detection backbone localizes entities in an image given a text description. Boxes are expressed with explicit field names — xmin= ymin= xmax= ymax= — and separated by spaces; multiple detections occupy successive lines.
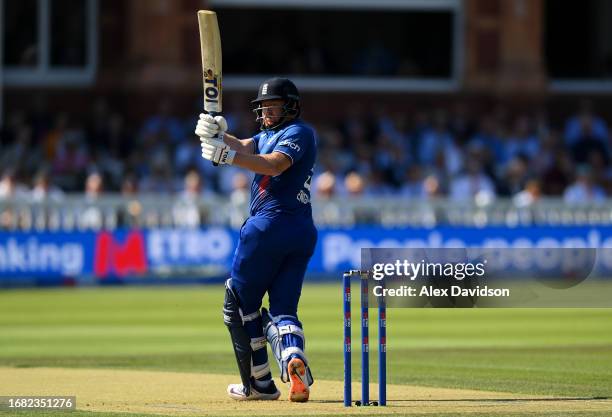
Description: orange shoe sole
xmin=288 ymin=357 xmax=310 ymax=402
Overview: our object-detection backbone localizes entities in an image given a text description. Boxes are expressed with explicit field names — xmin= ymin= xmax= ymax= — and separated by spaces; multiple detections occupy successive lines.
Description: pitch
xmin=0 ymin=284 xmax=611 ymax=417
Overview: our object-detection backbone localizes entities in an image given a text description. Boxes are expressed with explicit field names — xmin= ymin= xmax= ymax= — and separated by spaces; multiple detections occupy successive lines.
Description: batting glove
xmin=195 ymin=113 xmax=228 ymax=141
xmin=201 ymin=140 xmax=236 ymax=165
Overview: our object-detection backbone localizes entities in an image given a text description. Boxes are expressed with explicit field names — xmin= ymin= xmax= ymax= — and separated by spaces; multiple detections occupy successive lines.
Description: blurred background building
xmin=2 ymin=0 xmax=612 ymax=231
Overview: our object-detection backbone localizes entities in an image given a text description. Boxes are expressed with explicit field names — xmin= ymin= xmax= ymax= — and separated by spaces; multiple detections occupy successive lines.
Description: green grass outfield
xmin=0 ymin=284 xmax=611 ymax=417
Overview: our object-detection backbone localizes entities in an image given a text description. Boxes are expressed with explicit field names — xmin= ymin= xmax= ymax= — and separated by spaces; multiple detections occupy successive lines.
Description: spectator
xmin=344 ymin=172 xmax=366 ymax=196
xmin=140 ymin=99 xmax=185 ymax=146
xmin=173 ymin=170 xmax=207 ymax=228
xmin=376 ymin=113 xmax=410 ymax=148
xmin=513 ymin=179 xmax=542 ymax=208
xmin=120 ymin=174 xmax=139 ymax=197
xmin=318 ymin=126 xmax=353 ymax=174
xmin=422 ymin=174 xmax=443 ymax=199
xmin=366 ymin=170 xmax=394 ymax=196
xmin=229 ymin=172 xmax=250 ymax=228
xmin=500 ymin=156 xmax=530 ymax=196
xmin=52 ymin=129 xmax=90 ymax=191
xmin=313 ymin=154 xmax=346 ymax=195
xmin=419 ymin=110 xmax=463 ymax=175
xmin=139 ymin=154 xmax=178 ymax=194
xmin=449 ymin=159 xmax=496 ymax=203
xmin=94 ymin=113 xmax=131 ymax=185
xmin=588 ymin=150 xmax=612 ymax=195
xmin=85 ymin=172 xmax=104 ymax=201
xmin=218 ymin=166 xmax=248 ymax=195
xmin=539 ymin=149 xmax=573 ymax=195
xmin=449 ymin=101 xmax=474 ymax=146
xmin=0 ymin=123 xmax=41 ymax=175
xmin=564 ymin=166 xmax=606 ymax=204
xmin=42 ymin=113 xmax=69 ymax=163
xmin=175 ymin=137 xmax=214 ymax=180
xmin=230 ymin=172 xmax=250 ymax=206
xmin=531 ymin=129 xmax=563 ymax=175
xmin=399 ymin=165 xmax=424 ymax=198
xmin=314 ymin=171 xmax=337 ymax=200
xmin=571 ymin=117 xmax=609 ymax=165
xmin=80 ymin=172 xmax=105 ymax=229
xmin=89 ymin=98 xmax=111 ymax=149
xmin=0 ymin=171 xmax=21 ymax=229
xmin=351 ymin=143 xmax=374 ymax=178
xmin=341 ymin=102 xmax=373 ymax=148
xmin=503 ymin=115 xmax=539 ymax=164
xmin=178 ymin=169 xmax=213 ymax=202
xmin=564 ymin=99 xmax=608 ymax=146
xmin=31 ymin=169 xmax=64 ymax=202
xmin=118 ymin=175 xmax=142 ymax=228
xmin=373 ymin=133 xmax=401 ymax=180
xmin=0 ymin=169 xmax=28 ymax=199
xmin=468 ymin=115 xmax=504 ymax=168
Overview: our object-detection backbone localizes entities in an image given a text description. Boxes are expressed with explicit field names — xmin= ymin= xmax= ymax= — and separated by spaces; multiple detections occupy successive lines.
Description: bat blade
xmin=197 ymin=10 xmax=222 ymax=115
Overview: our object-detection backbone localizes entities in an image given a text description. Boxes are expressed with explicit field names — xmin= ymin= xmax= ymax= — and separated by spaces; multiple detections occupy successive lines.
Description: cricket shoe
xmin=288 ymin=357 xmax=310 ymax=402
xmin=227 ymin=377 xmax=281 ymax=401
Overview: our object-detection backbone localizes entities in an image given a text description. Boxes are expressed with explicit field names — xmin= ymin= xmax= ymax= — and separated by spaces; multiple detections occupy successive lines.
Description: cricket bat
xmin=197 ymin=10 xmax=222 ymax=165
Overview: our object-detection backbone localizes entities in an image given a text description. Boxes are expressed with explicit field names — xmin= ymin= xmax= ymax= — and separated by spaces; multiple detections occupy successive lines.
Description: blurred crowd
xmin=1 ymin=98 xmax=611 ymax=208
xmin=315 ymin=99 xmax=611 ymax=206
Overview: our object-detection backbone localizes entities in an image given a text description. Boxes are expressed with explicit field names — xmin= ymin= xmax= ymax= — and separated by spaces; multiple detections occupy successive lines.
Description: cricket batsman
xmin=195 ymin=78 xmax=317 ymax=402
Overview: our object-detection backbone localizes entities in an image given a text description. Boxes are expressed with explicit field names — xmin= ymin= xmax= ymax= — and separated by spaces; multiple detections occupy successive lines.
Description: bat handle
xmin=206 ymin=110 xmax=220 ymax=167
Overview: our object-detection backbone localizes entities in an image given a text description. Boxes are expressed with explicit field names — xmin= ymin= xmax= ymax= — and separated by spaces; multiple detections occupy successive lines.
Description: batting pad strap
xmin=242 ymin=310 xmax=261 ymax=323
xmin=252 ymin=362 xmax=271 ymax=379
xmin=278 ymin=324 xmax=304 ymax=339
xmin=281 ymin=346 xmax=307 ymax=362
xmin=250 ymin=336 xmax=267 ymax=351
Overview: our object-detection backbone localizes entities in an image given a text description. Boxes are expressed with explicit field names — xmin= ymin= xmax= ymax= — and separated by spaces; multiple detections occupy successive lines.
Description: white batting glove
xmin=195 ymin=114 xmax=228 ymax=141
xmin=201 ymin=140 xmax=236 ymax=165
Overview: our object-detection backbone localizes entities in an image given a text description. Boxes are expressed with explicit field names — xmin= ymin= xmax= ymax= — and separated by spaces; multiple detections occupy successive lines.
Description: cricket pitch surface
xmin=2 ymin=367 xmax=611 ymax=416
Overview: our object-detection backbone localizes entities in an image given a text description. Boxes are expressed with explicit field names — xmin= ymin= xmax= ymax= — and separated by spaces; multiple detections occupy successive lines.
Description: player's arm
xmin=201 ymin=138 xmax=291 ymax=176
xmin=232 ymin=151 xmax=291 ymax=176
xmin=196 ymin=114 xmax=300 ymax=175
xmin=222 ymin=132 xmax=255 ymax=154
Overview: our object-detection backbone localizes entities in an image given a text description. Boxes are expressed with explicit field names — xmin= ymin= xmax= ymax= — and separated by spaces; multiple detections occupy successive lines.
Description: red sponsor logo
xmin=94 ymin=231 xmax=147 ymax=277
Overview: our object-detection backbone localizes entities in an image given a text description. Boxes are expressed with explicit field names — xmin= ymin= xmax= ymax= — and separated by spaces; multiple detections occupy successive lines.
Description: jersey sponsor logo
xmin=278 ymin=140 xmax=301 ymax=152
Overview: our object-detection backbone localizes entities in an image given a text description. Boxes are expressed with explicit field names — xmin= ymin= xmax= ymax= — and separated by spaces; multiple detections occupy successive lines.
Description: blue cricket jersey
xmin=249 ymin=119 xmax=316 ymax=218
